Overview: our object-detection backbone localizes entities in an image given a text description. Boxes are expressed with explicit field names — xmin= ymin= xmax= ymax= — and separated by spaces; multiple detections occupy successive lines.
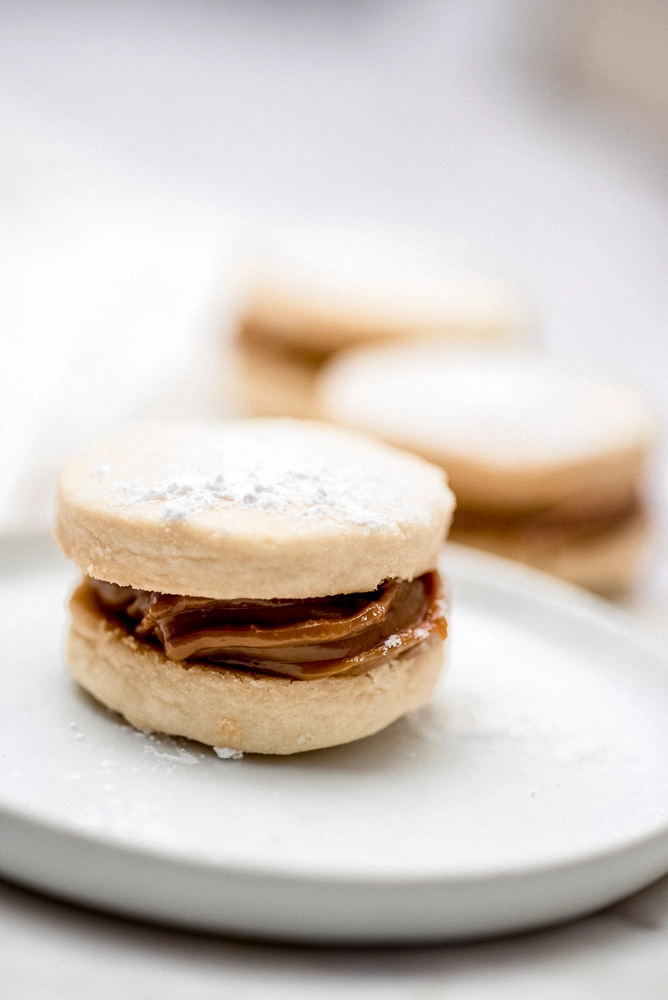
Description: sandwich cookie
xmin=235 ymin=230 xmax=530 ymax=418
xmin=318 ymin=346 xmax=656 ymax=594
xmin=55 ymin=420 xmax=455 ymax=754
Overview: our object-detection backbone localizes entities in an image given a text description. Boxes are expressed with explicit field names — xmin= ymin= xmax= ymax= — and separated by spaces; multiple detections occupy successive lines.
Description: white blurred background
xmin=1 ymin=0 xmax=667 ymax=599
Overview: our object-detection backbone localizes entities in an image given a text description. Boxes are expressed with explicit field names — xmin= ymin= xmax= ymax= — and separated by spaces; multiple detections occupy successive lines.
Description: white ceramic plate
xmin=1 ymin=536 xmax=667 ymax=943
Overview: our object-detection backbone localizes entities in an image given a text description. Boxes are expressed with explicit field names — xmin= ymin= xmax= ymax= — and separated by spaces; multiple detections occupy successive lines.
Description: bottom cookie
xmin=67 ymin=583 xmax=447 ymax=755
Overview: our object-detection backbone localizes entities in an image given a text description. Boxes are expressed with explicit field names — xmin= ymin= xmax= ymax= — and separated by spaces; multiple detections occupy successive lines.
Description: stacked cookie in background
xmin=233 ymin=230 xmax=531 ymax=418
xmin=232 ymin=231 xmax=657 ymax=594
xmin=318 ymin=346 xmax=655 ymax=595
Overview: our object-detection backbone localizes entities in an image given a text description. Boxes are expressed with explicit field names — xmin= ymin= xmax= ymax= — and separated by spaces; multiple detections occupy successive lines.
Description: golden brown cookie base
xmin=67 ymin=583 xmax=447 ymax=755
xmin=55 ymin=421 xmax=454 ymax=601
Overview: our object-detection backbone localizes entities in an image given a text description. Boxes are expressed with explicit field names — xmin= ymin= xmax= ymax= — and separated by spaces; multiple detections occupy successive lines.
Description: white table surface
xmin=1 ymin=0 xmax=667 ymax=994
xmin=2 ymin=872 xmax=668 ymax=1000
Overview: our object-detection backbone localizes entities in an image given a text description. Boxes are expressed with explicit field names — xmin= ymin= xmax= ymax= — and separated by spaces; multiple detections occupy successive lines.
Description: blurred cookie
xmin=55 ymin=419 xmax=455 ymax=754
xmin=318 ymin=346 xmax=656 ymax=593
xmin=234 ymin=230 xmax=531 ymax=417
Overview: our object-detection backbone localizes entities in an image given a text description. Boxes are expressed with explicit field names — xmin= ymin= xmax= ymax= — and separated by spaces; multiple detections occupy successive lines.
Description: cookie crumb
xmin=213 ymin=746 xmax=244 ymax=760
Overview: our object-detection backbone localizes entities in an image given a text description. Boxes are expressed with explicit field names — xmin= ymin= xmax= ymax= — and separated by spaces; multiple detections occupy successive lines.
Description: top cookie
xmin=55 ymin=420 xmax=454 ymax=599
xmin=240 ymin=229 xmax=531 ymax=353
xmin=318 ymin=346 xmax=656 ymax=512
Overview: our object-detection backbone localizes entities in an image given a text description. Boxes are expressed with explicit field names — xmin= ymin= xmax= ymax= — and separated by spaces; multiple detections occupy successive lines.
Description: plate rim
xmin=1 ymin=536 xmax=667 ymax=886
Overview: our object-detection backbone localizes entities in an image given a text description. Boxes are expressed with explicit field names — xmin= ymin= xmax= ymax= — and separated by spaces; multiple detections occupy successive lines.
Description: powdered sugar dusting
xmin=143 ymin=743 xmax=201 ymax=766
xmin=92 ymin=422 xmax=445 ymax=532
xmin=383 ymin=634 xmax=403 ymax=650
xmin=213 ymin=746 xmax=244 ymax=760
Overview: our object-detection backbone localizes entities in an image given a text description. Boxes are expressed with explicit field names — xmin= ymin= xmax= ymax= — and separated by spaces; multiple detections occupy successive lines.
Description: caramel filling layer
xmin=238 ymin=323 xmax=333 ymax=369
xmin=452 ymin=494 xmax=642 ymax=543
xmin=86 ymin=573 xmax=447 ymax=680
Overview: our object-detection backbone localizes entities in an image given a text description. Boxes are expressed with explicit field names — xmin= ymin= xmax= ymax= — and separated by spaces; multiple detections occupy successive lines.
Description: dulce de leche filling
xmin=85 ymin=573 xmax=447 ymax=680
xmin=451 ymin=494 xmax=642 ymax=543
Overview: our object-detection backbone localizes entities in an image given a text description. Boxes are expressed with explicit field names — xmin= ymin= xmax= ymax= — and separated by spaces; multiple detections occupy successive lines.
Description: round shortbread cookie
xmin=68 ymin=583 xmax=446 ymax=755
xmin=55 ymin=419 xmax=454 ymax=600
xmin=318 ymin=345 xmax=656 ymax=512
xmin=234 ymin=337 xmax=318 ymax=419
xmin=239 ymin=228 xmax=531 ymax=354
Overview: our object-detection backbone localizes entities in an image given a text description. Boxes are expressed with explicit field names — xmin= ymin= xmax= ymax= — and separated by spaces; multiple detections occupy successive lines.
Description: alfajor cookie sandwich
xmin=54 ymin=420 xmax=455 ymax=754
xmin=234 ymin=230 xmax=530 ymax=418
xmin=318 ymin=346 xmax=656 ymax=594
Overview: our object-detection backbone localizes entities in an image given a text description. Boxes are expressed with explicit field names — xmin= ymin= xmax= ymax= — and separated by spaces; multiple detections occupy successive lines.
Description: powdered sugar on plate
xmin=213 ymin=746 xmax=244 ymax=760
